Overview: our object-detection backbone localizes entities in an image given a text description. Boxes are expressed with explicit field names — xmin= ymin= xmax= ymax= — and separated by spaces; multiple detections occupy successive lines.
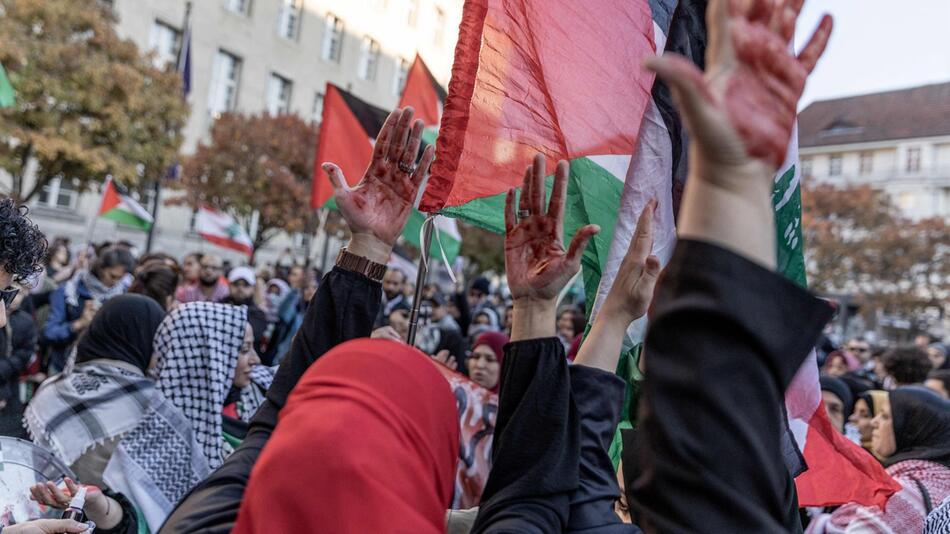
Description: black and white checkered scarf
xmin=104 ymin=302 xmax=247 ymax=531
xmin=237 ymin=364 xmax=276 ymax=422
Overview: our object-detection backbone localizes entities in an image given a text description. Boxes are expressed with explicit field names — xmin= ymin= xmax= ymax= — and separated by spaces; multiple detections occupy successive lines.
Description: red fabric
xmin=97 ymin=178 xmax=121 ymax=215
xmin=233 ymin=339 xmax=459 ymax=534
xmin=310 ymin=84 xmax=374 ymax=208
xmin=432 ymin=364 xmax=498 ymax=508
xmin=418 ymin=0 xmax=658 ymax=212
xmin=399 ymin=54 xmax=442 ymax=127
xmin=795 ymin=404 xmax=902 ymax=508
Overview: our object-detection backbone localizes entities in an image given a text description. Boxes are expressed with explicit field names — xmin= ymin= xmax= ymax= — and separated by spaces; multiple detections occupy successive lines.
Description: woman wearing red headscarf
xmin=232 ymin=339 xmax=459 ymax=533
xmin=468 ymin=331 xmax=508 ymax=392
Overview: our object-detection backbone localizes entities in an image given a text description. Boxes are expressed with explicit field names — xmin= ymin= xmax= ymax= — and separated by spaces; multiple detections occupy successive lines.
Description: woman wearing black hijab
xmin=808 ymin=387 xmax=950 ymax=533
xmin=26 ymin=294 xmax=166 ymax=486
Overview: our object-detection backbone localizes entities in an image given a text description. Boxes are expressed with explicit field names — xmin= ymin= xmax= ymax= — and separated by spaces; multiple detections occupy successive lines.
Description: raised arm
xmin=473 ymin=155 xmax=599 ymax=533
xmin=160 ymin=107 xmax=435 ymax=534
xmin=629 ymin=0 xmax=834 ymax=531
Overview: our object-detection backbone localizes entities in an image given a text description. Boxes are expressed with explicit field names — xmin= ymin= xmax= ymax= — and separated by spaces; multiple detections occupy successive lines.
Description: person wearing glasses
xmin=0 ymin=198 xmax=47 ymax=436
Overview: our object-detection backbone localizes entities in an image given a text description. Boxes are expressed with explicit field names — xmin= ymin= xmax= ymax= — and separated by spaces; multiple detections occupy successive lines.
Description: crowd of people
xmin=1 ymin=0 xmax=949 ymax=532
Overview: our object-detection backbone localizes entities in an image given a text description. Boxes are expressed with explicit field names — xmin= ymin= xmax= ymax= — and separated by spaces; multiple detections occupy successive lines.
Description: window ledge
xmin=29 ymin=205 xmax=86 ymax=223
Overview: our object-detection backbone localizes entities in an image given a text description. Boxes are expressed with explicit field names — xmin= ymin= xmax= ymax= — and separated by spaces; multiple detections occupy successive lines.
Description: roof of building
xmin=798 ymin=81 xmax=950 ymax=148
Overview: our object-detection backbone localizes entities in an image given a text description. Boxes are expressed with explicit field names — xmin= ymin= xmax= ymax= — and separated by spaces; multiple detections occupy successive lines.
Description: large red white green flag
xmin=421 ymin=0 xmax=899 ymax=511
xmin=418 ymin=0 xmax=678 ymax=316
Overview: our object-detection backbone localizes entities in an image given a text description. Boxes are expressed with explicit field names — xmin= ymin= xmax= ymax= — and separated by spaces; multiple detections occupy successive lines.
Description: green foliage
xmin=0 ymin=0 xmax=188 ymax=201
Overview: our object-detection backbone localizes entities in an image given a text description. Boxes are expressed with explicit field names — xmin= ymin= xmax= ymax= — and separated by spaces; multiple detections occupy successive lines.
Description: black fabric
xmin=472 ymin=338 xmax=580 ymax=533
xmin=97 ymin=489 xmax=139 ymax=534
xmin=567 ymin=365 xmax=639 ymax=533
xmin=159 ymin=267 xmax=381 ymax=533
xmin=220 ymin=297 xmax=268 ymax=358
xmin=885 ymin=386 xmax=950 ymax=468
xmin=630 ymin=239 xmax=833 ymax=533
xmin=820 ymin=374 xmax=855 ymax=417
xmin=75 ymin=294 xmax=165 ymax=373
xmin=0 ymin=308 xmax=37 ymax=403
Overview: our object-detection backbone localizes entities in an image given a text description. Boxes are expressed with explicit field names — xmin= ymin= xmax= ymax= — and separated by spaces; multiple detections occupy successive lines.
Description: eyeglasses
xmin=0 ymin=287 xmax=19 ymax=309
xmin=848 ymin=346 xmax=870 ymax=353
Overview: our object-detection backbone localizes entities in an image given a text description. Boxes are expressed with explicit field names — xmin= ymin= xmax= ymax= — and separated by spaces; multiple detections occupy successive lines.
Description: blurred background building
xmin=24 ymin=0 xmax=462 ymax=266
xmin=798 ymin=81 xmax=950 ymax=221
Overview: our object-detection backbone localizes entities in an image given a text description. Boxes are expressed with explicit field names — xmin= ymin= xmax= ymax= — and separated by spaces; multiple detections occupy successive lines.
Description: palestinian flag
xmin=97 ymin=177 xmax=153 ymax=231
xmin=311 ymin=83 xmax=461 ymax=262
xmin=196 ymin=204 xmax=254 ymax=258
xmin=420 ymin=0 xmax=900 ymax=510
xmin=0 ymin=62 xmax=15 ymax=108
xmin=398 ymin=54 xmax=446 ymax=145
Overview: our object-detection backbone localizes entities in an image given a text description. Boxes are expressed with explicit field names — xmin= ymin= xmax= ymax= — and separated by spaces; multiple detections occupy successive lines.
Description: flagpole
xmin=144 ymin=174 xmax=160 ymax=252
xmin=406 ymin=214 xmax=434 ymax=346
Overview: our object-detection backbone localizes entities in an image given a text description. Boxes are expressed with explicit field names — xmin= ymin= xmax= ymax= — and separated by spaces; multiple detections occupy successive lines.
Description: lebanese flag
xmin=310 ymin=84 xmax=390 ymax=209
xmin=195 ymin=205 xmax=253 ymax=257
xmin=97 ymin=177 xmax=153 ymax=231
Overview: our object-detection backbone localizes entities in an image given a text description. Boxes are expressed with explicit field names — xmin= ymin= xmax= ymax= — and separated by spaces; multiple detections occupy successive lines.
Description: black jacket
xmin=160 ymin=267 xmax=381 ymax=533
xmin=0 ymin=307 xmax=37 ymax=403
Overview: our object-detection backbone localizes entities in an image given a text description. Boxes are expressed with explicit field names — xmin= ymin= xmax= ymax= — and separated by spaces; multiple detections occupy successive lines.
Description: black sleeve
xmin=0 ymin=315 xmax=36 ymax=384
xmin=159 ymin=267 xmax=381 ymax=534
xmin=567 ymin=364 xmax=639 ymax=533
xmin=629 ymin=240 xmax=833 ymax=533
xmin=472 ymin=338 xmax=580 ymax=534
xmin=96 ymin=489 xmax=139 ymax=534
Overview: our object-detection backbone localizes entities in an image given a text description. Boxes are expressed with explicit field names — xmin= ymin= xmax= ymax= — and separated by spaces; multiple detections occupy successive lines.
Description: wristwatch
xmin=335 ymin=247 xmax=388 ymax=282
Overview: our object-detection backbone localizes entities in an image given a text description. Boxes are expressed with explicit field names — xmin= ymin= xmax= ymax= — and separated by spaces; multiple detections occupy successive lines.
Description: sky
xmin=795 ymin=0 xmax=950 ymax=108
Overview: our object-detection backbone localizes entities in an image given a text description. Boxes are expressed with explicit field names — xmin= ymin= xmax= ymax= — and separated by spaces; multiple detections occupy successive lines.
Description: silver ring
xmin=398 ymin=161 xmax=415 ymax=174
xmin=518 ymin=209 xmax=530 ymax=220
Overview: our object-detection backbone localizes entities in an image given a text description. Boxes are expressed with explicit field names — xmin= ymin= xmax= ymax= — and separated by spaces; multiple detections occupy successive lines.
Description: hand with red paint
xmin=505 ymin=154 xmax=599 ymax=341
xmin=646 ymin=0 xmax=832 ymax=178
xmin=323 ymin=107 xmax=435 ymax=264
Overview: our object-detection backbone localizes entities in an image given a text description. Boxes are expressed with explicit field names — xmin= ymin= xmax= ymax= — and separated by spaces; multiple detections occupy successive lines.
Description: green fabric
xmin=772 ymin=164 xmax=807 ymax=285
xmin=100 ymin=207 xmax=152 ymax=231
xmin=609 ymin=344 xmax=644 ymax=468
xmin=222 ymin=431 xmax=242 ymax=450
xmin=0 ymin=63 xmax=14 ymax=108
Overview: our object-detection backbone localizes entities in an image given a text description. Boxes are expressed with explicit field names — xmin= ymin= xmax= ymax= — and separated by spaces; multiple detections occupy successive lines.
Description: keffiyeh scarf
xmin=25 ymin=361 xmax=155 ymax=466
xmin=237 ymin=365 xmax=276 ymax=422
xmin=64 ymin=270 xmax=131 ymax=307
xmin=104 ymin=302 xmax=247 ymax=532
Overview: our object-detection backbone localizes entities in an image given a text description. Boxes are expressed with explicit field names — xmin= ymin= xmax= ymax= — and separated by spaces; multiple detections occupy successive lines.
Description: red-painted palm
xmin=647 ymin=0 xmax=833 ymax=174
xmin=504 ymin=154 xmax=599 ymax=302
xmin=322 ymin=107 xmax=435 ymax=247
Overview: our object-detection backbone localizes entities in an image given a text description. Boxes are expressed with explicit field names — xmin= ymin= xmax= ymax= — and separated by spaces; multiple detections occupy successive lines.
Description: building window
xmin=311 ymin=92 xmax=324 ymax=123
xmin=393 ymin=57 xmax=410 ymax=96
xmin=37 ymin=177 xmax=79 ymax=210
xmin=407 ymin=0 xmax=419 ymax=26
xmin=266 ymin=73 xmax=293 ymax=114
xmin=277 ymin=0 xmax=301 ymax=40
xmin=828 ymin=155 xmax=842 ymax=177
xmin=322 ymin=14 xmax=344 ymax=62
xmin=906 ymin=147 xmax=921 ymax=173
xmin=800 ymin=157 xmax=812 ymax=177
xmin=859 ymin=152 xmax=873 ymax=175
xmin=358 ymin=37 xmax=380 ymax=81
xmin=434 ymin=7 xmax=445 ymax=46
xmin=227 ymin=0 xmax=251 ymax=15
xmin=148 ymin=21 xmax=181 ymax=69
xmin=208 ymin=50 xmax=242 ymax=116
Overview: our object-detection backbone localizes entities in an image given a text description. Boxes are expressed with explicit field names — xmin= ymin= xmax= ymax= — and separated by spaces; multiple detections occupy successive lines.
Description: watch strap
xmin=335 ymin=247 xmax=387 ymax=282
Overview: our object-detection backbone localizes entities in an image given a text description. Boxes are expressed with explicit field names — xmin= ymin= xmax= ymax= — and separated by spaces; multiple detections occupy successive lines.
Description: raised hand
xmin=322 ymin=107 xmax=435 ymax=263
xmin=574 ymin=200 xmax=660 ymax=372
xmin=505 ymin=154 xmax=599 ymax=303
xmin=505 ymin=154 xmax=598 ymax=341
xmin=646 ymin=0 xmax=832 ymax=176
xmin=600 ymin=199 xmax=661 ymax=324
xmin=2 ymin=519 xmax=90 ymax=534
